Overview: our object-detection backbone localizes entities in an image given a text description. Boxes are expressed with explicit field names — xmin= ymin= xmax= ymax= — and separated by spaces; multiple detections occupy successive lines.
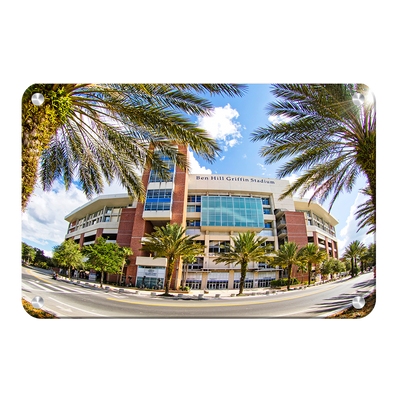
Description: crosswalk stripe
xmin=24 ymin=280 xmax=101 ymax=295
xmin=28 ymin=281 xmax=53 ymax=291
xmin=42 ymin=283 xmax=71 ymax=293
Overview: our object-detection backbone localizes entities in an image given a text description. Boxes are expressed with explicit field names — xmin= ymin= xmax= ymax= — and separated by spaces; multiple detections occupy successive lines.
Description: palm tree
xmin=355 ymin=186 xmax=375 ymax=235
xmin=181 ymin=242 xmax=205 ymax=289
xmin=213 ymin=231 xmax=273 ymax=295
xmin=118 ymin=246 xmax=133 ymax=286
xmin=343 ymin=240 xmax=366 ymax=277
xmin=22 ymin=84 xmax=246 ymax=210
xmin=252 ymin=84 xmax=376 ymax=234
xmin=140 ymin=223 xmax=201 ymax=295
xmin=296 ymin=262 xmax=308 ymax=284
xmin=298 ymin=243 xmax=327 ymax=286
xmin=270 ymin=242 xmax=303 ymax=291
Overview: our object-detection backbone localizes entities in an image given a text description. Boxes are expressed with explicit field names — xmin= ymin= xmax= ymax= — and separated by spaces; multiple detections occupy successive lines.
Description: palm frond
xmin=22 ymin=83 xmax=246 ymax=209
xmin=252 ymin=83 xmax=376 ymax=232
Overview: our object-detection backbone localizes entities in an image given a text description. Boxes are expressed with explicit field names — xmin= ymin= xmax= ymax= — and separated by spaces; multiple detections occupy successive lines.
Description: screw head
xmin=31 ymin=296 xmax=44 ymax=309
xmin=352 ymin=93 xmax=365 ymax=106
xmin=352 ymin=296 xmax=365 ymax=309
xmin=31 ymin=93 xmax=45 ymax=106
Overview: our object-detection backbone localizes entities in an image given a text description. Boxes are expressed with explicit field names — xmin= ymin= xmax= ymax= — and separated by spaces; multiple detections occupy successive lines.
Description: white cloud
xmin=257 ymin=163 xmax=267 ymax=176
xmin=220 ymin=156 xmax=225 ymax=161
xmin=22 ymin=177 xmax=134 ymax=248
xmin=22 ymin=181 xmax=88 ymax=246
xmin=44 ymin=250 xmax=53 ymax=258
xmin=338 ymin=192 xmax=375 ymax=255
xmin=188 ymin=151 xmax=212 ymax=174
xmin=197 ymin=104 xmax=242 ymax=151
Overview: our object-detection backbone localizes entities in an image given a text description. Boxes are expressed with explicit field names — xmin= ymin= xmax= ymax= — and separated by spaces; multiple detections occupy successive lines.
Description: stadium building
xmin=64 ymin=146 xmax=339 ymax=289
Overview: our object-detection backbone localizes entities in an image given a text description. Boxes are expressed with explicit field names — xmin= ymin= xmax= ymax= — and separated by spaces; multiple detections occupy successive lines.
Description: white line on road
xmin=21 ymin=282 xmax=33 ymax=292
xmin=48 ymin=297 xmax=105 ymax=316
xmin=28 ymin=281 xmax=53 ymax=291
xmin=56 ymin=305 xmax=72 ymax=313
xmin=48 ymin=282 xmax=99 ymax=294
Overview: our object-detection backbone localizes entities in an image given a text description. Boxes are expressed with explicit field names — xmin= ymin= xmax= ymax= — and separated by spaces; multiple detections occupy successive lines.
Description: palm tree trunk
xmin=182 ymin=262 xmax=188 ymax=288
xmin=308 ymin=263 xmax=312 ymax=286
xmin=238 ymin=262 xmax=248 ymax=295
xmin=120 ymin=261 xmax=125 ymax=286
xmin=164 ymin=260 xmax=175 ymax=295
xmin=287 ymin=264 xmax=292 ymax=290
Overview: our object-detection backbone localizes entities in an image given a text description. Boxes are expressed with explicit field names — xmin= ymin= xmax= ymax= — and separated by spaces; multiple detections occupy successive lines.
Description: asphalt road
xmin=21 ymin=266 xmax=375 ymax=318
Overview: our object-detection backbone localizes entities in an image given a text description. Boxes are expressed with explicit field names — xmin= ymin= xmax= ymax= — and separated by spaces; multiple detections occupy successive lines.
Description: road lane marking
xmin=56 ymin=305 xmax=72 ymax=313
xmin=28 ymin=281 xmax=53 ymax=291
xmin=48 ymin=297 xmax=106 ymax=316
xmin=21 ymin=282 xmax=32 ymax=292
xmin=106 ymin=286 xmax=340 ymax=308
xmin=25 ymin=268 xmax=52 ymax=283
xmin=25 ymin=269 xmax=103 ymax=295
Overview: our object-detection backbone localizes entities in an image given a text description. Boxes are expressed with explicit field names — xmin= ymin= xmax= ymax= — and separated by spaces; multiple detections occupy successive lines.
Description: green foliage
xmin=22 ymin=242 xmax=36 ymax=264
xmin=22 ymin=85 xmax=73 ymax=209
xmin=270 ymin=278 xmax=300 ymax=287
xmin=52 ymin=240 xmax=84 ymax=280
xmin=322 ymin=258 xmax=346 ymax=278
xmin=343 ymin=240 xmax=366 ymax=277
xmin=22 ymin=299 xmax=56 ymax=319
xmin=298 ymin=243 xmax=327 ymax=285
xmin=82 ymin=237 xmax=124 ymax=287
xmin=213 ymin=231 xmax=273 ymax=295
xmin=22 ymin=84 xmax=246 ymax=210
xmin=118 ymin=246 xmax=134 ymax=285
xmin=140 ymin=223 xmax=202 ymax=295
xmin=270 ymin=242 xmax=304 ymax=289
xmin=252 ymin=84 xmax=376 ymax=234
xmin=355 ymin=186 xmax=375 ymax=235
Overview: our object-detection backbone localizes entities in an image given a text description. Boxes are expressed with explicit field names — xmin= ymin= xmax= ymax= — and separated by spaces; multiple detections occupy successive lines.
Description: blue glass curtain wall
xmin=201 ymin=196 xmax=264 ymax=228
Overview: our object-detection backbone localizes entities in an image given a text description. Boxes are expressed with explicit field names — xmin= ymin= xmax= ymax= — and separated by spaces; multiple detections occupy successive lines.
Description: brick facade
xmin=64 ymin=158 xmax=340 ymax=290
xmin=169 ymin=145 xmax=188 ymax=289
xmin=285 ymin=211 xmax=309 ymax=281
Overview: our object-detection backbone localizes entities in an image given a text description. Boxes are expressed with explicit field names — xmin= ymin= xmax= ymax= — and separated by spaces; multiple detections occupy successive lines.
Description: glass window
xmin=209 ymin=241 xmax=230 ymax=254
xmin=201 ymin=196 xmax=264 ymax=228
xmin=149 ymin=157 xmax=175 ymax=183
xmin=145 ymin=189 xmax=173 ymax=211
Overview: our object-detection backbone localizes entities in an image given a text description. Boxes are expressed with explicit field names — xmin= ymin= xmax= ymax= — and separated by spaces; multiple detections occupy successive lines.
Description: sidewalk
xmin=27 ymin=265 xmax=358 ymax=300
xmin=57 ymin=275 xmax=278 ymax=298
xmin=24 ymin=266 xmax=374 ymax=317
xmin=55 ymin=273 xmax=347 ymax=299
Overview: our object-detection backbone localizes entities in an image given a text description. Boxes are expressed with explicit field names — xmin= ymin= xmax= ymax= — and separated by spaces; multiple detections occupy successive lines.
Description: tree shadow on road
xmin=306 ymin=293 xmax=355 ymax=315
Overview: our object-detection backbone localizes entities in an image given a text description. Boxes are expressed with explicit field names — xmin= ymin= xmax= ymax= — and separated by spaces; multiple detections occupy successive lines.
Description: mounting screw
xmin=31 ymin=93 xmax=45 ymax=106
xmin=31 ymin=296 xmax=44 ymax=309
xmin=352 ymin=93 xmax=365 ymax=106
xmin=352 ymin=296 xmax=365 ymax=309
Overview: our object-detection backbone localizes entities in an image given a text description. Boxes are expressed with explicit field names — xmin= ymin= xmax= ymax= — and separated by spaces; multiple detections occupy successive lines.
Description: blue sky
xmin=21 ymin=84 xmax=374 ymax=257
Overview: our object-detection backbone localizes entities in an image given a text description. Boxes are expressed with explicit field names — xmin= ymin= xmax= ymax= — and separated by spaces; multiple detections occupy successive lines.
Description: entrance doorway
xmin=136 ymin=266 xmax=166 ymax=289
xmin=207 ymin=281 xmax=228 ymax=290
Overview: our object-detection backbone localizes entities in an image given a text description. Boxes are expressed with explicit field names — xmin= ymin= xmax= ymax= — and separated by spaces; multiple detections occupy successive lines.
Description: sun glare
xmin=365 ymin=90 xmax=375 ymax=106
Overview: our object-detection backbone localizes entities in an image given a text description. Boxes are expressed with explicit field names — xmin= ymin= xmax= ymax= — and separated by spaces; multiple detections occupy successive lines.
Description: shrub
xmin=22 ymin=299 xmax=57 ymax=319
xmin=270 ymin=278 xmax=300 ymax=287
